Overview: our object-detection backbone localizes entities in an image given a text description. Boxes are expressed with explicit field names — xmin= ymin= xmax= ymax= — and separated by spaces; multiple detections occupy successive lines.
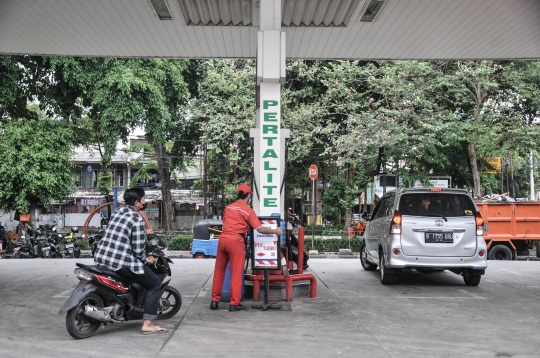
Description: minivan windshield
xmin=398 ymin=193 xmax=476 ymax=217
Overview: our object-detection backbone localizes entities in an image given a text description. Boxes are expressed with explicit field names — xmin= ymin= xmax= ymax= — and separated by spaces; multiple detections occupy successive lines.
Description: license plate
xmin=65 ymin=243 xmax=74 ymax=248
xmin=425 ymin=233 xmax=453 ymax=243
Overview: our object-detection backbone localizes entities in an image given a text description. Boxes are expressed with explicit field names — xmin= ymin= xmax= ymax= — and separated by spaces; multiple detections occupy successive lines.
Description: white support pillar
xmin=251 ymin=0 xmax=286 ymax=217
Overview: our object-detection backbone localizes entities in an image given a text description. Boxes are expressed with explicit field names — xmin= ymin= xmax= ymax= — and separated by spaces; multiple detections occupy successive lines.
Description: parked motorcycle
xmin=64 ymin=227 xmax=81 ymax=258
xmin=85 ymin=229 xmax=104 ymax=258
xmin=59 ymin=236 xmax=181 ymax=339
xmin=45 ymin=223 xmax=63 ymax=258
xmin=0 ymin=222 xmax=6 ymax=251
xmin=12 ymin=227 xmax=46 ymax=258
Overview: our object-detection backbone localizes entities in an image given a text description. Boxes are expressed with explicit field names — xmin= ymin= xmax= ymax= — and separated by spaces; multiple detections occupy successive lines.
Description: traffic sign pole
xmin=312 ymin=179 xmax=315 ymax=250
xmin=309 ymin=165 xmax=318 ymax=250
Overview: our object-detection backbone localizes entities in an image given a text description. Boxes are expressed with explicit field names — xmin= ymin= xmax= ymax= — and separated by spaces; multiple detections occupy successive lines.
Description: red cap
xmin=238 ymin=184 xmax=252 ymax=194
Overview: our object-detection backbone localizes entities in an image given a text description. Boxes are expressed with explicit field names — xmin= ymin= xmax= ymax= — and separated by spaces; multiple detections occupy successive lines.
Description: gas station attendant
xmin=210 ymin=184 xmax=282 ymax=312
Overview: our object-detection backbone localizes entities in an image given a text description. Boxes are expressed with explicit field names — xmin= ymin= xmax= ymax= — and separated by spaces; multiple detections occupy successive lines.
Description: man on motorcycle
xmin=287 ymin=207 xmax=301 ymax=227
xmin=94 ymin=188 xmax=166 ymax=335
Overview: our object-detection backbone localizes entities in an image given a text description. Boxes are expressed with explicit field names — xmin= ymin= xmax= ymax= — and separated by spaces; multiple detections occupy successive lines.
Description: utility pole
xmin=531 ymin=150 xmax=535 ymax=201
xmin=510 ymin=155 xmax=515 ymax=199
xmin=203 ymin=145 xmax=207 ymax=219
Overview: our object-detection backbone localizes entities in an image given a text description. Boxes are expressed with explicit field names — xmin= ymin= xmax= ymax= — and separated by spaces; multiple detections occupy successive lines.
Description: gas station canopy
xmin=1 ymin=0 xmax=539 ymax=60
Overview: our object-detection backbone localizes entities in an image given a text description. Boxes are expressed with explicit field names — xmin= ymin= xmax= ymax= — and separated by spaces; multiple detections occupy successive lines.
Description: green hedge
xmin=167 ymin=235 xmax=193 ymax=251
xmin=305 ymin=225 xmax=345 ymax=236
xmin=164 ymin=234 xmax=363 ymax=253
xmin=302 ymin=238 xmax=362 ymax=253
xmin=77 ymin=239 xmax=90 ymax=250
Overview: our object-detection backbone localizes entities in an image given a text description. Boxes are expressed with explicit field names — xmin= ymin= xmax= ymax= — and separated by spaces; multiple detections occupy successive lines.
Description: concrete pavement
xmin=1 ymin=258 xmax=540 ymax=358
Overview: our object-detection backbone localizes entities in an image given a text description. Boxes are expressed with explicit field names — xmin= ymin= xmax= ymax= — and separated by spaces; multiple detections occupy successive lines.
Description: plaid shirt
xmin=94 ymin=205 xmax=147 ymax=274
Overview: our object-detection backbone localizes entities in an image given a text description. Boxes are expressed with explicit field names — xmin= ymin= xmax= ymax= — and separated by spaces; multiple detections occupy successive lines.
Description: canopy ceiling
xmin=1 ymin=0 xmax=539 ymax=60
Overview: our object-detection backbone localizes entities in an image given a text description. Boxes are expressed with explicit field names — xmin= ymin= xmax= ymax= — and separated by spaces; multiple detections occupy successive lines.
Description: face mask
xmin=141 ymin=203 xmax=148 ymax=211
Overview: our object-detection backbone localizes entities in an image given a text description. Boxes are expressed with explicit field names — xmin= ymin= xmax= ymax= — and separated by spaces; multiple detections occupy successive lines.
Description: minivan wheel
xmin=463 ymin=270 xmax=481 ymax=286
xmin=379 ymin=252 xmax=394 ymax=285
xmin=360 ymin=244 xmax=377 ymax=271
xmin=489 ymin=245 xmax=512 ymax=260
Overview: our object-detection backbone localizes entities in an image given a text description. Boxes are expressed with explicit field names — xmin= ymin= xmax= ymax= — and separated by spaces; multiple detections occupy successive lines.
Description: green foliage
xmin=187 ymin=60 xmax=256 ymax=183
xmin=96 ymin=169 xmax=113 ymax=195
xmin=321 ymin=178 xmax=346 ymax=221
xmin=0 ymin=55 xmax=34 ymax=121
xmin=2 ymin=56 xmax=540 ymax=218
xmin=165 ymin=233 xmax=361 ymax=253
xmin=77 ymin=239 xmax=90 ymax=250
xmin=167 ymin=235 xmax=193 ymax=251
xmin=307 ymin=225 xmax=345 ymax=236
xmin=302 ymin=238 xmax=363 ymax=253
xmin=0 ymin=119 xmax=76 ymax=212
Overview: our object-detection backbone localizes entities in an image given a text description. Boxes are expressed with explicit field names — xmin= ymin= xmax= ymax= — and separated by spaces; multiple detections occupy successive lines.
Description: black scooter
xmin=59 ymin=237 xmax=181 ymax=339
xmin=47 ymin=221 xmax=64 ymax=259
xmin=86 ymin=229 xmax=104 ymax=258
xmin=63 ymin=227 xmax=81 ymax=258
xmin=12 ymin=227 xmax=46 ymax=258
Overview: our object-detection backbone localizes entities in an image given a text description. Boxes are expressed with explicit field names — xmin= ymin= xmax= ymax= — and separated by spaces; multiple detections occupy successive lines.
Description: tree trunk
xmin=343 ymin=212 xmax=352 ymax=237
xmin=153 ymin=143 xmax=176 ymax=234
xmin=468 ymin=141 xmax=482 ymax=198
xmin=467 ymin=71 xmax=490 ymax=199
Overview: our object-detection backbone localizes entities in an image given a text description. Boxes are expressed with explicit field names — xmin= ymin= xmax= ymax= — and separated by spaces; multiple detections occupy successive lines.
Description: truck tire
xmin=489 ymin=245 xmax=512 ymax=260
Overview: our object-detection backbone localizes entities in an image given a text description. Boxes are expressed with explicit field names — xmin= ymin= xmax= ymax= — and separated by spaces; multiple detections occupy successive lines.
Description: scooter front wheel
xmin=66 ymin=293 xmax=104 ymax=339
xmin=157 ymin=286 xmax=182 ymax=320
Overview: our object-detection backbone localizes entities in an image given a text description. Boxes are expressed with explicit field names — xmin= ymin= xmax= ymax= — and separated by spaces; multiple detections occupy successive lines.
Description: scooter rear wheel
xmin=66 ymin=293 xmax=104 ymax=339
xmin=157 ymin=286 xmax=182 ymax=320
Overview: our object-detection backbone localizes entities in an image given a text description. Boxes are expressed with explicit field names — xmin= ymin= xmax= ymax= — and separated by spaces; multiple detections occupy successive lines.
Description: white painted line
xmin=499 ymin=269 xmax=522 ymax=275
xmin=52 ymin=289 xmax=73 ymax=298
xmin=397 ymin=296 xmax=486 ymax=300
xmin=457 ymin=289 xmax=485 ymax=300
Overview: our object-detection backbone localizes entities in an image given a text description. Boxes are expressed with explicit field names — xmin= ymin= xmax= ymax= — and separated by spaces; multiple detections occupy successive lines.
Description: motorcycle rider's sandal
xmin=141 ymin=326 xmax=168 ymax=335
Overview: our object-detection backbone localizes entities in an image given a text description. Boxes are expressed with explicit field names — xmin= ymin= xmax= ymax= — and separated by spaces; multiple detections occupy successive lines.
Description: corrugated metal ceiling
xmin=177 ymin=0 xmax=254 ymax=26
xmin=282 ymin=0 xmax=360 ymax=27
xmin=176 ymin=0 xmax=361 ymax=27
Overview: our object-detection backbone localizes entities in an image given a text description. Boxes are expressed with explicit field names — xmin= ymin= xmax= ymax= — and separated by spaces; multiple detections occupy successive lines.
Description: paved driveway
xmin=1 ymin=258 xmax=539 ymax=358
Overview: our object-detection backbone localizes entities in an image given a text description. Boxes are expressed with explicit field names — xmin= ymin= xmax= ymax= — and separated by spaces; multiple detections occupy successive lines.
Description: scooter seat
xmin=75 ymin=263 xmax=126 ymax=281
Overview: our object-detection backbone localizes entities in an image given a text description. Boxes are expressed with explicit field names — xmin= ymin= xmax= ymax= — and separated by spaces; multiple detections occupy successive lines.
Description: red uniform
xmin=211 ymin=199 xmax=262 ymax=306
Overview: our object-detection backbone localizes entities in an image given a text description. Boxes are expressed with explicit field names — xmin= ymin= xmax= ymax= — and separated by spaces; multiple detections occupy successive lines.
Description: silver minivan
xmin=360 ymin=188 xmax=487 ymax=285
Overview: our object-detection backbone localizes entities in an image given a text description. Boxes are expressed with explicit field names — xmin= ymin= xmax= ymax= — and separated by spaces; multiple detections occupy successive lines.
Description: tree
xmin=187 ymin=60 xmax=257 ymax=188
xmin=91 ymin=58 xmax=194 ymax=233
xmin=0 ymin=118 xmax=76 ymax=215
xmin=436 ymin=60 xmax=540 ymax=197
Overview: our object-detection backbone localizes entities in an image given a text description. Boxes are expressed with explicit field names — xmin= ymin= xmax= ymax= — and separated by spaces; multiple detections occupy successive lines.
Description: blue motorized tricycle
xmin=191 ymin=219 xmax=222 ymax=258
